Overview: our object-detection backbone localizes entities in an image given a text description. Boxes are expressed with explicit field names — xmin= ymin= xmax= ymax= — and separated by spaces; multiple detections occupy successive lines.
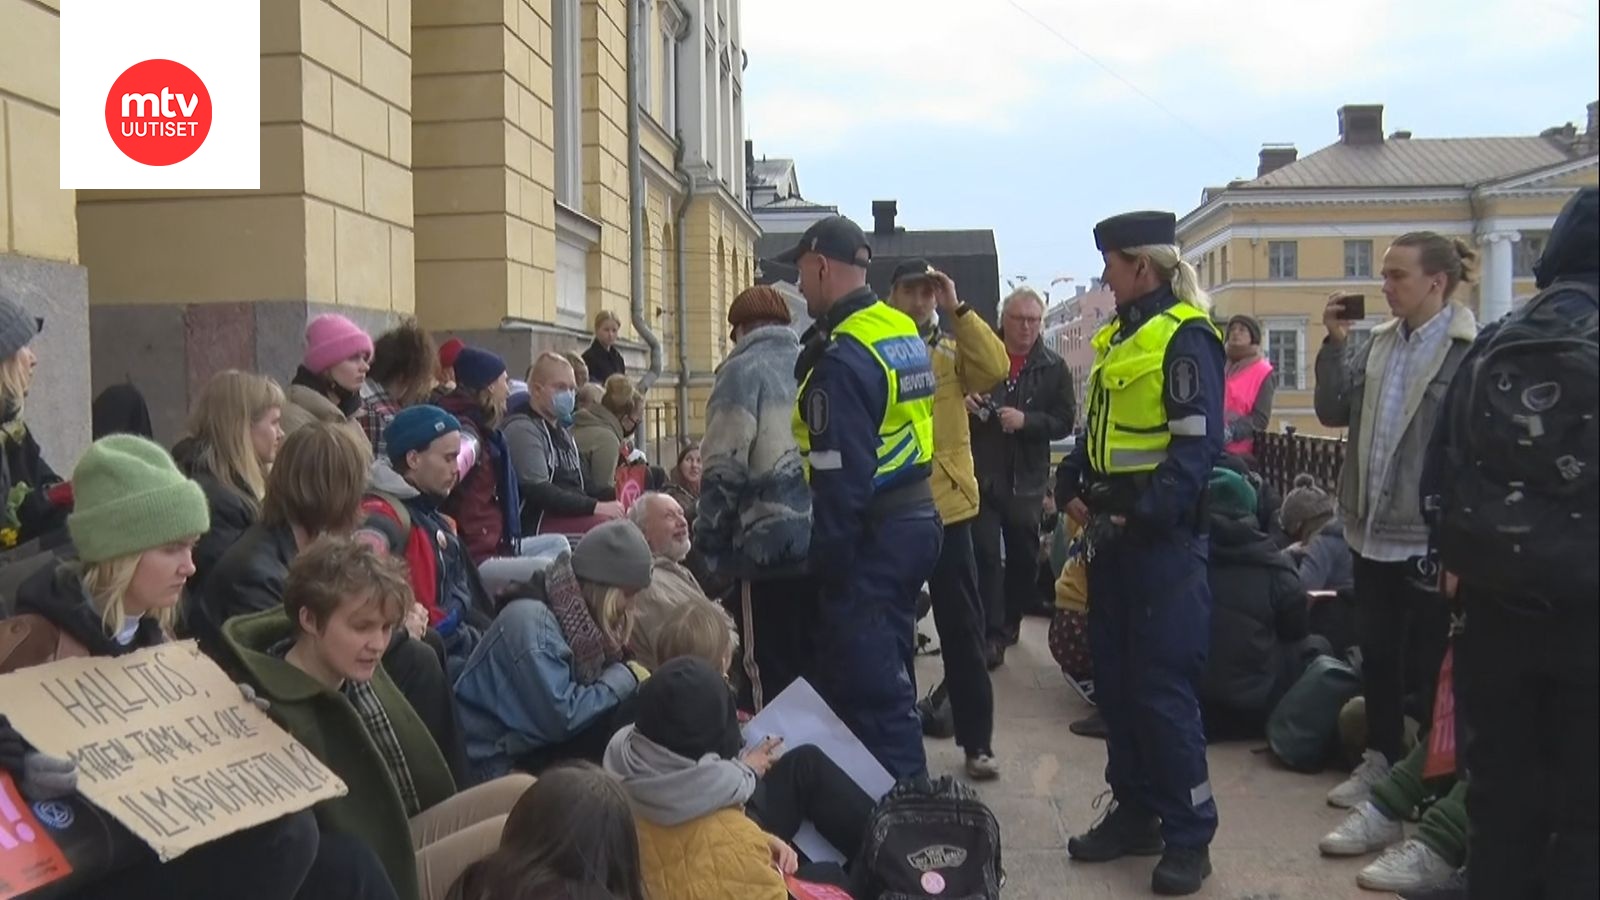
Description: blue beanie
xmin=385 ymin=405 xmax=461 ymax=464
xmin=454 ymin=347 xmax=507 ymax=391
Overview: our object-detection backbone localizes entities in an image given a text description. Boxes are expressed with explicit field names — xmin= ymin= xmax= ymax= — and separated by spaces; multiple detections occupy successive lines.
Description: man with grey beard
xmin=626 ymin=492 xmax=711 ymax=669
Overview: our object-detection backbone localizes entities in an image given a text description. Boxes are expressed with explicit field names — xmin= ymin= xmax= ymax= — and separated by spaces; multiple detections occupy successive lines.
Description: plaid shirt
xmin=358 ymin=382 xmax=401 ymax=459
xmin=342 ymin=679 xmax=422 ymax=816
xmin=1361 ymin=305 xmax=1454 ymax=562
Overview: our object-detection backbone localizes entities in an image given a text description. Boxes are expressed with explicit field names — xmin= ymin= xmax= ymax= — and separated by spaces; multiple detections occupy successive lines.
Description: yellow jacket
xmin=927 ymin=308 xmax=1010 ymax=525
xmin=636 ymin=808 xmax=788 ymax=900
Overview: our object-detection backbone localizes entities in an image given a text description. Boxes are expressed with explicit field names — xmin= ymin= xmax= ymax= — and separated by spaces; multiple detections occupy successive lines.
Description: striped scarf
xmin=540 ymin=552 xmax=623 ymax=683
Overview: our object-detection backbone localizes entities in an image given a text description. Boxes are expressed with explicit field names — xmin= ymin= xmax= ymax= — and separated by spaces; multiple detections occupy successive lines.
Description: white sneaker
xmin=1356 ymin=839 xmax=1458 ymax=891
xmin=1327 ymin=749 xmax=1391 ymax=809
xmin=1318 ymin=801 xmax=1403 ymax=856
xmin=965 ymin=753 xmax=1001 ymax=781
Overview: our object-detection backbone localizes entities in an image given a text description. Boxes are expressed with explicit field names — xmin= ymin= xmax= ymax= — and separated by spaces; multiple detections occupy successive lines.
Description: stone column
xmin=1478 ymin=230 xmax=1519 ymax=325
xmin=79 ymin=0 xmax=415 ymax=444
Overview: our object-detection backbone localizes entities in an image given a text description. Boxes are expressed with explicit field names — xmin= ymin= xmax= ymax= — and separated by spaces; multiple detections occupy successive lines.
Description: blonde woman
xmin=172 ymin=370 xmax=286 ymax=592
xmin=572 ymin=374 xmax=644 ymax=495
xmin=0 ymin=434 xmax=323 ymax=900
xmin=454 ymin=519 xmax=652 ymax=780
xmin=1054 ymin=211 xmax=1224 ymax=895
xmin=582 ymin=310 xmax=626 ymax=384
xmin=0 ymin=295 xmax=69 ymax=549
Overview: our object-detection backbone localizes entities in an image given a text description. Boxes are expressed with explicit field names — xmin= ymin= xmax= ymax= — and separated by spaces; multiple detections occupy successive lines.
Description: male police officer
xmin=778 ymin=216 xmax=942 ymax=780
xmin=1055 ymin=211 xmax=1224 ymax=895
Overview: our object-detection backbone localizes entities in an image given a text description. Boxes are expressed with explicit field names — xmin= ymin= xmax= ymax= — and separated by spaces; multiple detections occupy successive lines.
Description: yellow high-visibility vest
xmin=794 ymin=301 xmax=936 ymax=488
xmin=1085 ymin=302 xmax=1217 ymax=474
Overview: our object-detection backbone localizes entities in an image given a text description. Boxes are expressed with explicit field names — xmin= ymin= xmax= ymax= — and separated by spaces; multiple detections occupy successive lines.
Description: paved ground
xmin=914 ymin=616 xmax=1379 ymax=899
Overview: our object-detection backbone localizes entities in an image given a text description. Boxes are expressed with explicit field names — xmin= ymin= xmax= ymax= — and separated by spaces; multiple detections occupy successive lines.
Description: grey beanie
xmin=0 ymin=295 xmax=39 ymax=362
xmin=572 ymin=519 xmax=654 ymax=591
xmin=1280 ymin=473 xmax=1335 ymax=538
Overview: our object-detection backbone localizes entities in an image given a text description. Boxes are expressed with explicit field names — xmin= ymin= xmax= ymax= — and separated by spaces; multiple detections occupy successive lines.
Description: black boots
xmin=1151 ymin=846 xmax=1212 ymax=896
xmin=1066 ymin=800 xmax=1163 ymax=862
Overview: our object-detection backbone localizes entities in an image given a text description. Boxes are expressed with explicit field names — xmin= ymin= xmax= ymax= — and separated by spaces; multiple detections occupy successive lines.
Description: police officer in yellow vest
xmin=1054 ymin=211 xmax=1225 ymax=895
xmin=776 ymin=215 xmax=942 ymax=780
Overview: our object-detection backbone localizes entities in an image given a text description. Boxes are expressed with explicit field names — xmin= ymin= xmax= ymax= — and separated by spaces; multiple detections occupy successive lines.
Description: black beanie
xmin=1226 ymin=314 xmax=1263 ymax=345
xmin=634 ymin=657 xmax=742 ymax=760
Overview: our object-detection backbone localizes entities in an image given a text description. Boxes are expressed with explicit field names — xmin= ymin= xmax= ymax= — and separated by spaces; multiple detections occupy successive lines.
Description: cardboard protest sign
xmin=0 ymin=642 xmax=346 ymax=862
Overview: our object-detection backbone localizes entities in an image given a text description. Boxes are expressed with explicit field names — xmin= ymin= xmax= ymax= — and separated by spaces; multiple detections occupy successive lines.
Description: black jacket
xmin=1200 ymin=513 xmax=1308 ymax=715
xmin=14 ymin=562 xmax=168 ymax=657
xmin=969 ymin=337 xmax=1074 ymax=504
xmin=1 ymin=424 xmax=67 ymax=547
xmin=171 ymin=437 xmax=259 ymax=601
xmin=581 ymin=340 xmax=626 ymax=385
xmin=196 ymin=521 xmax=298 ymax=662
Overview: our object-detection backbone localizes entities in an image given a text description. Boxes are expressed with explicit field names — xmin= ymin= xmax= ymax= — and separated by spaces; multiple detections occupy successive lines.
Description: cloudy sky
xmin=742 ymin=0 xmax=1598 ymax=297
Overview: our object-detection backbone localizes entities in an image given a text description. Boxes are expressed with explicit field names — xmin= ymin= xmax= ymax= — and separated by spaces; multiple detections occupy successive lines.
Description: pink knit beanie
xmin=304 ymin=314 xmax=374 ymax=374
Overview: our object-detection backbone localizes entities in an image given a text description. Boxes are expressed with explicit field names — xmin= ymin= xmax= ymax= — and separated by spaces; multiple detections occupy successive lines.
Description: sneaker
xmin=1067 ymin=794 xmax=1163 ymax=862
xmin=1151 ymin=846 xmax=1212 ymax=896
xmin=1318 ymin=801 xmax=1403 ymax=856
xmin=1398 ymin=867 xmax=1467 ymax=900
xmin=1327 ymin=749 xmax=1392 ymax=809
xmin=964 ymin=752 xmax=1000 ymax=781
xmin=1356 ymin=839 xmax=1458 ymax=891
xmin=1069 ymin=711 xmax=1108 ymax=739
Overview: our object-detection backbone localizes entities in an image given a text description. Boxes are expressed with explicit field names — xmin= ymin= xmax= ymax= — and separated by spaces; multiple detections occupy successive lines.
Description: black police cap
xmin=775 ymin=215 xmax=872 ymax=268
xmin=1093 ymin=210 xmax=1177 ymax=252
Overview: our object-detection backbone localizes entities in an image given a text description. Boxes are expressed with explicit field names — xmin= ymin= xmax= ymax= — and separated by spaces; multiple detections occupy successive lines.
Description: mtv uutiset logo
xmin=61 ymin=1 xmax=259 ymax=188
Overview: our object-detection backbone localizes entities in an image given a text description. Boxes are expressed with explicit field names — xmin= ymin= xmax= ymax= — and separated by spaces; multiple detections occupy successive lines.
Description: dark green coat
xmin=223 ymin=609 xmax=456 ymax=900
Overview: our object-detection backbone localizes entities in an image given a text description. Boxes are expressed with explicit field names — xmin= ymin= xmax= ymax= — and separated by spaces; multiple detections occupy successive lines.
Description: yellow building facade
xmin=0 ymin=0 xmax=753 ymax=458
xmin=1179 ymin=103 xmax=1599 ymax=436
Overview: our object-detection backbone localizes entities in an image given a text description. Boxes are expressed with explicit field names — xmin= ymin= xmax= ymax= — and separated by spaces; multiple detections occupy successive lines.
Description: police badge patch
xmin=805 ymin=389 xmax=830 ymax=433
xmin=1168 ymin=357 xmax=1199 ymax=404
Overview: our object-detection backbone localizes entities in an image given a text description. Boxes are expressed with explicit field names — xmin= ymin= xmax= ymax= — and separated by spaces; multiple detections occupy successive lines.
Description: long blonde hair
xmin=581 ymin=581 xmax=634 ymax=647
xmin=187 ymin=371 xmax=285 ymax=504
xmin=80 ymin=554 xmax=175 ymax=637
xmin=1121 ymin=244 xmax=1212 ymax=313
xmin=0 ymin=353 xmax=31 ymax=421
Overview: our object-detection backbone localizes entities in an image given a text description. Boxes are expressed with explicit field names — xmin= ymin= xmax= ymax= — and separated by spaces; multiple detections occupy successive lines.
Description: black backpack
xmin=853 ymin=777 xmax=1003 ymax=900
xmin=1266 ymin=652 xmax=1363 ymax=772
xmin=1434 ymin=280 xmax=1599 ymax=607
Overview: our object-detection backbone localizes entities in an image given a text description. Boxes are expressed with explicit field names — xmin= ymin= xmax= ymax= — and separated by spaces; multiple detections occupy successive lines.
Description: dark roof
xmin=749 ymin=158 xmax=795 ymax=187
xmin=1243 ymin=136 xmax=1578 ymax=190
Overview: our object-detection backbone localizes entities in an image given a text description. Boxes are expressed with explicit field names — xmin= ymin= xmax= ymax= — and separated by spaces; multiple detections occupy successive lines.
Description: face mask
xmin=552 ymin=389 xmax=577 ymax=426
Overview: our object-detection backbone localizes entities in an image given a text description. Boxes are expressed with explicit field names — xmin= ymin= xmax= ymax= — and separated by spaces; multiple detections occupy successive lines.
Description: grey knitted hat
xmin=1280 ymin=473 xmax=1336 ymax=538
xmin=0 ymin=295 xmax=39 ymax=362
xmin=571 ymin=519 xmax=654 ymax=591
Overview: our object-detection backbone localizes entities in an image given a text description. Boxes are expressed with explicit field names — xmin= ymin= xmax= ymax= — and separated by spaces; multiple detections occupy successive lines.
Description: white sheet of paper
xmin=742 ymin=678 xmax=894 ymax=864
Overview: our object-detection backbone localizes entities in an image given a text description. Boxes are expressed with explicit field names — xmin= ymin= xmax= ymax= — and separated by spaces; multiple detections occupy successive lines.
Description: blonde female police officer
xmin=1054 ymin=211 xmax=1224 ymax=896
xmin=777 ymin=215 xmax=942 ymax=781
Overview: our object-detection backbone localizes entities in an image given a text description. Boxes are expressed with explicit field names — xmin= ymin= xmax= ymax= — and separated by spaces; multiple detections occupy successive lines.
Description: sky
xmin=741 ymin=0 xmax=1599 ymax=300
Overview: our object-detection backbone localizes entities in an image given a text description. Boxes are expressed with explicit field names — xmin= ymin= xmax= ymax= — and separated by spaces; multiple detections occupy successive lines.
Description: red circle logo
xmin=104 ymin=59 xmax=212 ymax=166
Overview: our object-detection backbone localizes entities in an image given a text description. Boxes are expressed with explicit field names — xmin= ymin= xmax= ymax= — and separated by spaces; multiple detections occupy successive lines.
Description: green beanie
xmin=68 ymin=435 xmax=210 ymax=564
xmin=1207 ymin=466 xmax=1258 ymax=521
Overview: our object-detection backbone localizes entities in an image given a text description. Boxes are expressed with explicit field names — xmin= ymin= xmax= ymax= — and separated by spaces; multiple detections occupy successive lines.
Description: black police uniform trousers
xmin=1459 ymin=584 xmax=1598 ymax=900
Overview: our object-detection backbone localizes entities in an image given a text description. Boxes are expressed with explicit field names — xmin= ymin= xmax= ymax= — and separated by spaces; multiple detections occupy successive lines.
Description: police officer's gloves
xmin=1 ymin=714 xmax=78 ymax=801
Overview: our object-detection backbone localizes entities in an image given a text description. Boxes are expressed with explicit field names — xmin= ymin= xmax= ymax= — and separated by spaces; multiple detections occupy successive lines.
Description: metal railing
xmin=1254 ymin=430 xmax=1346 ymax=496
xmin=639 ymin=400 xmax=685 ymax=468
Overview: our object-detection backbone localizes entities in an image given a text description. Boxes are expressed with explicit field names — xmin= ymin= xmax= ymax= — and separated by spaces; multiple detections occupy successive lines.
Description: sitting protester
xmin=1319 ymin=734 xmax=1467 ymax=893
xmin=224 ymin=536 xmax=536 ymax=900
xmin=438 ymin=347 xmax=522 ymax=564
xmin=663 ymin=440 xmax=702 ymax=522
xmin=0 ymin=434 xmax=321 ymax=900
xmin=502 ymin=354 xmax=623 ymax=536
xmin=445 ymin=761 xmax=648 ymax=900
xmin=573 ymin=374 xmax=644 ymax=495
xmin=625 ymin=492 xmax=712 ymax=670
xmin=651 ymin=596 xmax=738 ymax=676
xmin=0 ymin=296 xmax=70 ymax=549
xmin=201 ymin=421 xmax=471 ymax=784
xmin=360 ymin=318 xmax=439 ymax=459
xmin=1280 ymin=473 xmax=1353 ymax=592
xmin=172 ymin=370 xmax=286 ymax=596
xmin=363 ymin=405 xmax=496 ymax=667
xmin=1199 ymin=467 xmax=1319 ymax=738
xmin=90 ymin=382 xmax=155 ymax=440
xmin=454 ymin=519 xmax=653 ymax=780
xmin=605 ymin=657 xmax=876 ymax=899
xmin=435 ymin=338 xmax=464 ymax=399
xmin=283 ymin=313 xmax=374 ymax=438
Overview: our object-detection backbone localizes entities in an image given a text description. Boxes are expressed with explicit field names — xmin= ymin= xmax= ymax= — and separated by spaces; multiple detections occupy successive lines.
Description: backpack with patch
xmin=1433 ymin=280 xmax=1599 ymax=607
xmin=853 ymin=777 xmax=1003 ymax=900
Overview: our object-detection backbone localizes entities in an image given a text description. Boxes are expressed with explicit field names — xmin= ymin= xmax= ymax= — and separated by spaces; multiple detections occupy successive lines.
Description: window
xmin=552 ymin=0 xmax=580 ymax=207
xmin=1220 ymin=246 xmax=1229 ymax=283
xmin=1344 ymin=240 xmax=1372 ymax=278
xmin=555 ymin=206 xmax=600 ymax=322
xmin=657 ymin=0 xmax=681 ymax=132
xmin=1514 ymin=231 xmax=1549 ymax=278
xmin=1263 ymin=319 xmax=1305 ymax=390
xmin=1206 ymin=251 xmax=1216 ymax=287
xmin=1267 ymin=241 xmax=1297 ymax=279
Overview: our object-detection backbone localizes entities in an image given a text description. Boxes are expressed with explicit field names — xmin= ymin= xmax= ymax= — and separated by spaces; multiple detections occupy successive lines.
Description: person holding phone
xmin=1313 ymin=233 xmax=1481 ymax=824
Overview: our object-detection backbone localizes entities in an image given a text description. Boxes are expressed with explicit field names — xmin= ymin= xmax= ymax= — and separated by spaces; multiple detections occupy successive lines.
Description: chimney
xmin=1389 ymin=130 xmax=1412 ymax=140
xmin=1586 ymin=100 xmax=1598 ymax=151
xmin=1337 ymin=104 xmax=1385 ymax=146
xmin=745 ymin=139 xmax=754 ymax=175
xmin=1257 ymin=143 xmax=1298 ymax=177
xmin=871 ymin=200 xmax=898 ymax=235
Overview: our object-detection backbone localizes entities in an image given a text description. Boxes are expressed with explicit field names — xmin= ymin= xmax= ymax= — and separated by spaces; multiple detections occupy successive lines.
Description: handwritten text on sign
xmin=0 ymin=642 xmax=346 ymax=861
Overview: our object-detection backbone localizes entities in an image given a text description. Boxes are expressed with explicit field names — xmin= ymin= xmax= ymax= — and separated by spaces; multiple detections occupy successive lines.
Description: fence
xmin=1254 ymin=430 xmax=1346 ymax=497
xmin=639 ymin=399 xmax=684 ymax=469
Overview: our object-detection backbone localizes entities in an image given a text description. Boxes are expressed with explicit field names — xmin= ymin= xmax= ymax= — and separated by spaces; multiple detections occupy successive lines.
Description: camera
xmin=974 ymin=396 xmax=1000 ymax=422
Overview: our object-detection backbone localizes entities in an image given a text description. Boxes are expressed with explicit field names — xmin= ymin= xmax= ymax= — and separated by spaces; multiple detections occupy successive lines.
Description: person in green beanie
xmin=0 ymin=434 xmax=330 ymax=900
xmin=1198 ymin=466 xmax=1319 ymax=739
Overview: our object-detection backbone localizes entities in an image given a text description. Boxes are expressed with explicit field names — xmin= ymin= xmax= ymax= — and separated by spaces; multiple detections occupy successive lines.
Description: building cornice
xmin=1478 ymin=154 xmax=1598 ymax=192
xmin=1182 ymin=211 xmax=1570 ymax=260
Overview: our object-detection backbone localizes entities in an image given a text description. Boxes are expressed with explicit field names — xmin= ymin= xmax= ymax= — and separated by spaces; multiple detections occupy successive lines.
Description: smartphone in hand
xmin=1336 ymin=294 xmax=1366 ymax=320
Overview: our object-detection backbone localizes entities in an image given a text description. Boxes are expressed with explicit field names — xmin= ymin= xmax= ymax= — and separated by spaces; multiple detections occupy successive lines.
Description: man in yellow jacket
xmin=887 ymin=259 xmax=1009 ymax=780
